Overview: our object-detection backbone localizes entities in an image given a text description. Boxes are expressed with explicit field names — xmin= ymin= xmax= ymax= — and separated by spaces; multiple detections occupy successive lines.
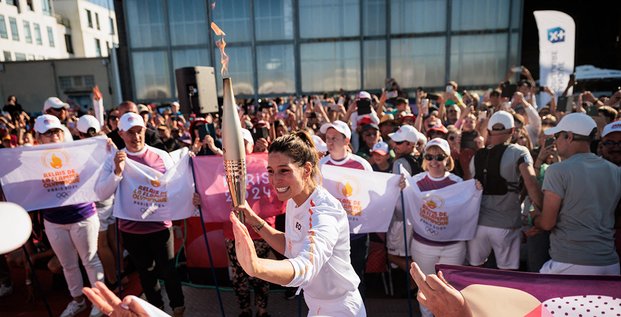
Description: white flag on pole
xmin=321 ymin=165 xmax=401 ymax=233
xmin=403 ymin=179 xmax=481 ymax=241
xmin=0 ymin=136 xmax=108 ymax=211
xmin=534 ymin=10 xmax=575 ymax=108
xmin=112 ymin=148 xmax=196 ymax=221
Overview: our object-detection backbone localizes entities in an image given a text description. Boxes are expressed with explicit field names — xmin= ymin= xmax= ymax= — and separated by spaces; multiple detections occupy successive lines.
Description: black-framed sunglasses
xmin=394 ymin=140 xmax=407 ymax=145
xmin=424 ymin=154 xmax=447 ymax=161
xmin=554 ymin=131 xmax=566 ymax=140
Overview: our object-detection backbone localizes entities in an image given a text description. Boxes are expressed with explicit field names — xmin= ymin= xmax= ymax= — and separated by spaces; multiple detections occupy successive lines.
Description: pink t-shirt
xmin=118 ymin=146 xmax=173 ymax=234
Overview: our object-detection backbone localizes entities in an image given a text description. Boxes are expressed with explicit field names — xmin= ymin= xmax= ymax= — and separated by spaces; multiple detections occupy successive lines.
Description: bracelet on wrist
xmin=252 ymin=220 xmax=266 ymax=233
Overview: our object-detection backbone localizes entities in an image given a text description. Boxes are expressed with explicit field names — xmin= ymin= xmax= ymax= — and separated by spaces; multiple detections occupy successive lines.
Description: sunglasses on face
xmin=554 ymin=131 xmax=566 ymax=140
xmin=108 ymin=115 xmax=118 ymax=120
xmin=394 ymin=140 xmax=407 ymax=145
xmin=424 ymin=154 xmax=447 ymax=161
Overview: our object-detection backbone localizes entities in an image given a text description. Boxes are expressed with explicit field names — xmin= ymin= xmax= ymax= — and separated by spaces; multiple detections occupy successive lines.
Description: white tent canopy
xmin=575 ymin=65 xmax=621 ymax=80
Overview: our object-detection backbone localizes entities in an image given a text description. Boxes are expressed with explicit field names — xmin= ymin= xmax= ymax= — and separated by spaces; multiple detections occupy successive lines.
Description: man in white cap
xmin=532 ymin=113 xmax=621 ymax=275
xmin=386 ymin=125 xmax=423 ymax=277
xmin=318 ymin=120 xmax=373 ymax=296
xmin=97 ymin=112 xmax=186 ymax=316
xmin=600 ymin=121 xmax=621 ymax=166
xmin=43 ymin=97 xmax=73 ymax=141
xmin=468 ymin=110 xmax=542 ymax=270
xmin=107 ymin=101 xmax=165 ymax=151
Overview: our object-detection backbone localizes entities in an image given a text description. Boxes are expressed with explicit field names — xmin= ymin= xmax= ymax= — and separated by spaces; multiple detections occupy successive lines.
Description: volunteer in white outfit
xmin=231 ymin=131 xmax=366 ymax=317
xmin=34 ymin=115 xmax=104 ymax=317
xmin=408 ymin=138 xmax=482 ymax=317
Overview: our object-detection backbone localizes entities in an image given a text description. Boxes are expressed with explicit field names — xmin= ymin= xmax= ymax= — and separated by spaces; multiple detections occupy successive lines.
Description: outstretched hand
xmin=230 ymin=211 xmax=260 ymax=277
xmin=410 ymin=262 xmax=473 ymax=317
xmin=83 ymin=282 xmax=150 ymax=317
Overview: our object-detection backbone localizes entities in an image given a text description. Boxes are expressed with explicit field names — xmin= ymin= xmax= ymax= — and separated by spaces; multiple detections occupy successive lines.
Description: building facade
xmin=0 ymin=0 xmax=67 ymax=61
xmin=119 ymin=0 xmax=523 ymax=103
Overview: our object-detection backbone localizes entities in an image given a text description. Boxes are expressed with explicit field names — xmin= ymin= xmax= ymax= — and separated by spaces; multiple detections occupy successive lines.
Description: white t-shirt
xmin=284 ymin=186 xmax=360 ymax=301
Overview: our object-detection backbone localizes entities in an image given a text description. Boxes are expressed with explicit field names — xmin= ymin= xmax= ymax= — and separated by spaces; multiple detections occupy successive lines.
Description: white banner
xmin=112 ymin=148 xmax=196 ymax=221
xmin=321 ymin=165 xmax=401 ymax=234
xmin=534 ymin=10 xmax=575 ymax=108
xmin=403 ymin=179 xmax=481 ymax=241
xmin=0 ymin=136 xmax=108 ymax=211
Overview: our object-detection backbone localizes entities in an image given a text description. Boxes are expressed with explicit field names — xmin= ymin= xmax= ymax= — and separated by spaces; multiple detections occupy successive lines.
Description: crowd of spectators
xmin=1 ymin=66 xmax=620 ymax=317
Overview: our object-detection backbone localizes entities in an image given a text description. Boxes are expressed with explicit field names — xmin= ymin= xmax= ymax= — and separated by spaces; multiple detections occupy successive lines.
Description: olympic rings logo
xmin=56 ymin=192 xmax=69 ymax=199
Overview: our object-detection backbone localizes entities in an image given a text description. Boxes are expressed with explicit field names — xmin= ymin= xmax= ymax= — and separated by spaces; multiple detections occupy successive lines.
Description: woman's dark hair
xmin=269 ymin=131 xmax=321 ymax=186
xmin=81 ymin=127 xmax=99 ymax=138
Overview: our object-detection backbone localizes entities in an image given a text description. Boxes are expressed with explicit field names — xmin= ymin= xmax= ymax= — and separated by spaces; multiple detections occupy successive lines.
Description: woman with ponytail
xmin=230 ymin=131 xmax=366 ymax=316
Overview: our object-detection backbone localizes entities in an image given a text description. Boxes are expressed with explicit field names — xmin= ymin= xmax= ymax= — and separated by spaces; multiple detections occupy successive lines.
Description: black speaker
xmin=175 ymin=66 xmax=218 ymax=114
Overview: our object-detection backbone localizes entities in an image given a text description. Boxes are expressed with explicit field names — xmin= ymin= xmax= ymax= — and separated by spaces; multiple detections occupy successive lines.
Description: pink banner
xmin=436 ymin=264 xmax=621 ymax=316
xmin=192 ymin=153 xmax=285 ymax=223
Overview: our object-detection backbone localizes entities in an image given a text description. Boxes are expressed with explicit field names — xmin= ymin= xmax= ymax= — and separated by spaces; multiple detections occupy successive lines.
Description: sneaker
xmin=172 ymin=306 xmax=185 ymax=317
xmin=60 ymin=300 xmax=87 ymax=317
xmin=89 ymin=306 xmax=103 ymax=317
xmin=0 ymin=283 xmax=13 ymax=297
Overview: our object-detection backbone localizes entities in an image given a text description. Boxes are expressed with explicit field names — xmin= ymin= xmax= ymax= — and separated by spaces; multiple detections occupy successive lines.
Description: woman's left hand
xmin=230 ymin=212 xmax=260 ymax=277
xmin=475 ymin=180 xmax=483 ymax=191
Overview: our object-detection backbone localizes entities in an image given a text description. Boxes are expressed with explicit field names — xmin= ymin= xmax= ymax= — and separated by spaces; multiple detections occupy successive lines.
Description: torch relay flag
xmin=0 ymin=136 xmax=108 ymax=211
xmin=112 ymin=148 xmax=196 ymax=221
xmin=92 ymin=85 xmax=104 ymax=126
xmin=403 ymin=179 xmax=481 ymax=242
xmin=321 ymin=165 xmax=401 ymax=234
xmin=534 ymin=10 xmax=575 ymax=108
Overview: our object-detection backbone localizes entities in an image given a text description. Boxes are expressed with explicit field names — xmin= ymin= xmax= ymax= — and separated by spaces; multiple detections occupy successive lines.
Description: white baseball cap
xmin=371 ymin=141 xmax=389 ymax=155
xmin=544 ymin=113 xmax=597 ymax=137
xmin=320 ymin=120 xmax=352 ymax=139
xmin=77 ymin=115 xmax=101 ymax=134
xmin=601 ymin=121 xmax=621 ymax=138
xmin=416 ymin=131 xmax=427 ymax=146
xmin=241 ymin=128 xmax=254 ymax=145
xmin=389 ymin=125 xmax=419 ymax=143
xmin=43 ymin=97 xmax=69 ymax=112
xmin=312 ymin=135 xmax=328 ymax=153
xmin=487 ymin=111 xmax=515 ymax=130
xmin=358 ymin=91 xmax=371 ymax=99
xmin=118 ymin=112 xmax=145 ymax=132
xmin=34 ymin=114 xmax=63 ymax=133
xmin=425 ymin=138 xmax=451 ymax=156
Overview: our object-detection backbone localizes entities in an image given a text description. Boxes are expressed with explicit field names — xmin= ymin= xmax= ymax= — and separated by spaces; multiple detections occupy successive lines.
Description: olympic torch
xmin=222 ymin=77 xmax=246 ymax=223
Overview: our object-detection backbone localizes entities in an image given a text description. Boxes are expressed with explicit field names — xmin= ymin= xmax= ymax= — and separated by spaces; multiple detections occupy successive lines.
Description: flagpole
xmin=401 ymin=190 xmax=413 ymax=317
xmin=190 ymin=156 xmax=226 ymax=317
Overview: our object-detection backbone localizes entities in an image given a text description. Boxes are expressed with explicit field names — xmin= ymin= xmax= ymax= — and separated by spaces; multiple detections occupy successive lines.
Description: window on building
xmin=26 ymin=0 xmax=34 ymax=11
xmin=95 ymin=13 xmax=100 ymax=30
xmin=300 ymin=41 xmax=361 ymax=92
xmin=14 ymin=52 xmax=26 ymax=61
xmin=9 ymin=17 xmax=19 ymax=41
xmin=65 ymin=34 xmax=74 ymax=54
xmin=299 ymin=0 xmax=359 ymax=39
xmin=41 ymin=0 xmax=52 ymax=16
xmin=126 ymin=0 xmax=166 ymax=48
xmin=86 ymin=9 xmax=93 ymax=28
xmin=254 ymin=0 xmax=293 ymax=41
xmin=257 ymin=44 xmax=295 ymax=94
xmin=59 ymin=75 xmax=95 ymax=90
xmin=95 ymin=38 xmax=102 ymax=56
xmin=109 ymin=17 xmax=115 ymax=35
xmin=3 ymin=51 xmax=12 ymax=62
xmin=167 ymin=0 xmax=208 ymax=46
xmin=33 ymin=23 xmax=42 ymax=45
xmin=47 ymin=26 xmax=54 ymax=47
xmin=23 ymin=21 xmax=32 ymax=44
xmin=0 ymin=15 xmax=8 ymax=39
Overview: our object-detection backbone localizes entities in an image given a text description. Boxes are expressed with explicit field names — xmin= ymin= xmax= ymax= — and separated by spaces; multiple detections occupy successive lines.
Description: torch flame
xmin=211 ymin=22 xmax=229 ymax=77
xmin=341 ymin=182 xmax=353 ymax=197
